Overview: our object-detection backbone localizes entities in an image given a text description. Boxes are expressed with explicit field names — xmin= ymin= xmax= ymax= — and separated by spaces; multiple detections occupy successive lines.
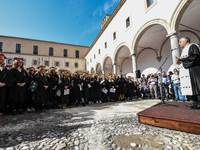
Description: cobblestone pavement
xmin=0 ymin=100 xmax=199 ymax=150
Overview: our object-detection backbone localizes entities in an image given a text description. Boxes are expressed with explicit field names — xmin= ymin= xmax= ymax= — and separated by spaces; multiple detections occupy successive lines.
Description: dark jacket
xmin=34 ymin=74 xmax=48 ymax=103
xmin=9 ymin=68 xmax=28 ymax=103
xmin=181 ymin=44 xmax=200 ymax=95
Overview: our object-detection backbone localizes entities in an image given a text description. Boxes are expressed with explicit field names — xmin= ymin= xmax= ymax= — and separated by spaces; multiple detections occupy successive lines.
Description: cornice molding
xmin=84 ymin=0 xmax=127 ymax=58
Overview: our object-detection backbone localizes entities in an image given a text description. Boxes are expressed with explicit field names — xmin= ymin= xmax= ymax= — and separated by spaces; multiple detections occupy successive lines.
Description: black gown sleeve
xmin=181 ymin=44 xmax=200 ymax=68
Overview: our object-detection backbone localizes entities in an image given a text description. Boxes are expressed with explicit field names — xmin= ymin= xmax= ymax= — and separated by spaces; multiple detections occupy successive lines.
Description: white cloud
xmin=104 ymin=0 xmax=120 ymax=13
xmin=93 ymin=7 xmax=103 ymax=18
xmin=93 ymin=0 xmax=120 ymax=18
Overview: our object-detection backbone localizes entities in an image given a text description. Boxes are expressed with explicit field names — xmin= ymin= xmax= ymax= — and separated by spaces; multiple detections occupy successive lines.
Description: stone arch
xmin=90 ymin=68 xmax=94 ymax=74
xmin=102 ymin=54 xmax=113 ymax=69
xmin=136 ymin=47 xmax=160 ymax=62
xmin=95 ymin=62 xmax=102 ymax=74
xmin=131 ymin=19 xmax=171 ymax=54
xmin=102 ymin=55 xmax=113 ymax=74
xmin=113 ymin=42 xmax=131 ymax=63
xmin=170 ymin=0 xmax=193 ymax=32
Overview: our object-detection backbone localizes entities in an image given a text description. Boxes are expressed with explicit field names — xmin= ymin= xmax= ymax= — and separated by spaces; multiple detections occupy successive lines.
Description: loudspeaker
xmin=135 ymin=70 xmax=141 ymax=78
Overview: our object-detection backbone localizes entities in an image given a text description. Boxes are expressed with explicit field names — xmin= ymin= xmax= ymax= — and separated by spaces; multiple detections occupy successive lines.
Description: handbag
xmin=56 ymin=89 xmax=61 ymax=97
xmin=29 ymin=80 xmax=38 ymax=92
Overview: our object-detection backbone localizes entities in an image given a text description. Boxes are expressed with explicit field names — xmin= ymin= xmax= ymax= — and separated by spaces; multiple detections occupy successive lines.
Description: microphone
xmin=171 ymin=47 xmax=179 ymax=51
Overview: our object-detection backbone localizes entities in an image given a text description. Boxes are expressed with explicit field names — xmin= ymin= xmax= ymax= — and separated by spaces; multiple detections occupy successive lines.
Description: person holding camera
xmin=158 ymin=71 xmax=170 ymax=100
xmin=148 ymin=75 xmax=158 ymax=99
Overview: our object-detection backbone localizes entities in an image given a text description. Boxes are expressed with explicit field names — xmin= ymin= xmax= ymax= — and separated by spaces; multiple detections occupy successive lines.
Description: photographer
xmin=148 ymin=75 xmax=158 ymax=99
xmin=158 ymin=71 xmax=170 ymax=100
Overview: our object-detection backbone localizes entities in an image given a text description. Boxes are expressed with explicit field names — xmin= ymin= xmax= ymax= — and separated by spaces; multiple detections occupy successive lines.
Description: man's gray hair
xmin=180 ymin=37 xmax=191 ymax=43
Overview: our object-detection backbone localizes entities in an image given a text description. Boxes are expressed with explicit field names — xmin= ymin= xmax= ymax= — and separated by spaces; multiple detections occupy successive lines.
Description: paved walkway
xmin=62 ymin=99 xmax=159 ymax=118
xmin=0 ymin=99 xmax=199 ymax=150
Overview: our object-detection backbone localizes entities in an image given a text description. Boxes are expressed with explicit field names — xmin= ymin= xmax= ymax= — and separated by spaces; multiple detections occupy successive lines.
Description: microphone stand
xmin=154 ymin=49 xmax=179 ymax=107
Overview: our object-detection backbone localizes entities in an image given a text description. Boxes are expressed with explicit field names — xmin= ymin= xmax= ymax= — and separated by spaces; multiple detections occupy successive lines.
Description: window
xmin=0 ymin=42 xmax=3 ymax=52
xmin=55 ymin=62 xmax=59 ymax=67
xmin=105 ymin=42 xmax=107 ymax=49
xmin=113 ymin=32 xmax=116 ymax=40
xmin=147 ymin=0 xmax=154 ymax=7
xmin=33 ymin=46 xmax=38 ymax=55
xmin=66 ymin=62 xmax=69 ymax=67
xmin=64 ymin=49 xmax=67 ymax=57
xmin=8 ymin=59 xmax=12 ymax=64
xmin=145 ymin=0 xmax=157 ymax=12
xmin=76 ymin=50 xmax=79 ymax=58
xmin=90 ymin=58 xmax=92 ymax=62
xmin=49 ymin=47 xmax=53 ymax=56
xmin=16 ymin=44 xmax=21 ymax=53
xmin=33 ymin=60 xmax=37 ymax=65
xmin=94 ymin=54 xmax=96 ymax=59
xmin=126 ymin=17 xmax=130 ymax=28
xmin=45 ymin=61 xmax=49 ymax=66
xmin=99 ymin=49 xmax=100 ymax=54
xmin=75 ymin=63 xmax=78 ymax=68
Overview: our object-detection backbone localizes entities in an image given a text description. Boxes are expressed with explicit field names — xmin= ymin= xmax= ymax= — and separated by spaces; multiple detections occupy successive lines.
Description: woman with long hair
xmin=117 ymin=74 xmax=127 ymax=100
xmin=34 ymin=67 xmax=48 ymax=112
xmin=25 ymin=67 xmax=35 ymax=112
xmin=46 ymin=68 xmax=58 ymax=109
xmin=94 ymin=75 xmax=102 ymax=103
xmin=73 ymin=73 xmax=81 ymax=106
xmin=9 ymin=58 xmax=28 ymax=115
xmin=59 ymin=71 xmax=70 ymax=109
xmin=108 ymin=75 xmax=116 ymax=102
xmin=83 ymin=75 xmax=90 ymax=104
xmin=0 ymin=54 xmax=10 ymax=117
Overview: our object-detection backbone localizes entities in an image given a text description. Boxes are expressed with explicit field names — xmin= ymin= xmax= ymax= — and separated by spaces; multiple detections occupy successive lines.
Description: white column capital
xmin=166 ymin=31 xmax=179 ymax=37
xmin=112 ymin=63 xmax=117 ymax=66
xmin=130 ymin=53 xmax=137 ymax=56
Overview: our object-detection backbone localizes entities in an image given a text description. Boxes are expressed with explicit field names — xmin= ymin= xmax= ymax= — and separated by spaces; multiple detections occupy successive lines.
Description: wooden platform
xmin=137 ymin=101 xmax=200 ymax=134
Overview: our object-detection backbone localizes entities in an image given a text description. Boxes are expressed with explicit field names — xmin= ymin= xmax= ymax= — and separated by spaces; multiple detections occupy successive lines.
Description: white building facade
xmin=85 ymin=0 xmax=200 ymax=78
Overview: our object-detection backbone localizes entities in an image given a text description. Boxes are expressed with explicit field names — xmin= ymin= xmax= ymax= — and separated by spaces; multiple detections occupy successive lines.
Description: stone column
xmin=131 ymin=53 xmax=137 ymax=80
xmin=166 ymin=31 xmax=180 ymax=68
xmin=102 ymin=69 xmax=105 ymax=74
xmin=113 ymin=63 xmax=117 ymax=74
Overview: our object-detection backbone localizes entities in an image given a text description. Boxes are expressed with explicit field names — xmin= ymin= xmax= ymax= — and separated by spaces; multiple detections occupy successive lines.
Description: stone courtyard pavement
xmin=0 ymin=100 xmax=199 ymax=150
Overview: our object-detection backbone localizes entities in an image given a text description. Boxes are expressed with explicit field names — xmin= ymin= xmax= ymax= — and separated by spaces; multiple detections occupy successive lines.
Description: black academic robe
xmin=34 ymin=74 xmax=48 ymax=104
xmin=127 ymin=81 xmax=134 ymax=97
xmin=47 ymin=74 xmax=58 ymax=102
xmin=73 ymin=77 xmax=81 ymax=101
xmin=25 ymin=75 xmax=34 ymax=104
xmin=181 ymin=44 xmax=200 ymax=95
xmin=59 ymin=77 xmax=70 ymax=104
xmin=83 ymin=79 xmax=90 ymax=99
xmin=118 ymin=77 xmax=127 ymax=94
xmin=95 ymin=80 xmax=101 ymax=100
xmin=100 ymin=79 xmax=109 ymax=101
xmin=9 ymin=68 xmax=28 ymax=103
xmin=0 ymin=68 xmax=10 ymax=107
xmin=89 ymin=78 xmax=95 ymax=100
xmin=108 ymin=79 xmax=116 ymax=99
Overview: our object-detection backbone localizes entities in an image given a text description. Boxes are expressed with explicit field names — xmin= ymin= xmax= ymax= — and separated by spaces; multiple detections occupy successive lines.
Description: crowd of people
xmin=0 ymin=54 xmax=194 ymax=117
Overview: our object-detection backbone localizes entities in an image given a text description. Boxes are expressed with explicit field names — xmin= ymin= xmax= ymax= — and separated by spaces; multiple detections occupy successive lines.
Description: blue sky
xmin=0 ymin=0 xmax=120 ymax=47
